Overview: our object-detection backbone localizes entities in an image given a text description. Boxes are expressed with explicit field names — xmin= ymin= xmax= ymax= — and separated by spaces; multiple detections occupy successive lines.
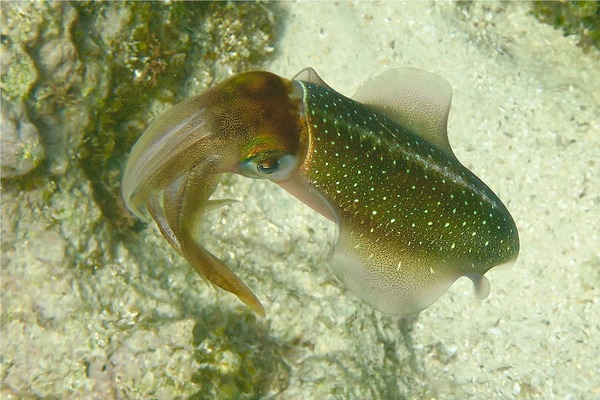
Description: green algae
xmin=0 ymin=3 xmax=39 ymax=103
xmin=531 ymin=1 xmax=600 ymax=52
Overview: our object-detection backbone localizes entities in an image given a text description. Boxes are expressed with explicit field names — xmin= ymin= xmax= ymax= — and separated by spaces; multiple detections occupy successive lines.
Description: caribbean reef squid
xmin=121 ymin=68 xmax=519 ymax=317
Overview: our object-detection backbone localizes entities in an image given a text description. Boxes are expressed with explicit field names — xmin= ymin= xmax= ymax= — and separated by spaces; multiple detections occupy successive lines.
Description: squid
xmin=121 ymin=68 xmax=519 ymax=317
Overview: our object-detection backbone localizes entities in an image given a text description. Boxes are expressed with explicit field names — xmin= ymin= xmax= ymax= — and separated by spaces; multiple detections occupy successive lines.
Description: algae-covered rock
xmin=0 ymin=3 xmax=39 ymax=103
xmin=0 ymin=98 xmax=44 ymax=178
xmin=0 ymin=3 xmax=44 ymax=178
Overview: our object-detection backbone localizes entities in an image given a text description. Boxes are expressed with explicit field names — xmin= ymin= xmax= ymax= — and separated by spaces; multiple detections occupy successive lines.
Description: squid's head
xmin=227 ymin=73 xmax=309 ymax=181
xmin=123 ymin=71 xmax=309 ymax=218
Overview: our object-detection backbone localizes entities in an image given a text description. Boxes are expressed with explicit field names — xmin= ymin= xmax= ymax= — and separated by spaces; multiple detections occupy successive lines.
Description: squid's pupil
xmin=257 ymin=160 xmax=279 ymax=174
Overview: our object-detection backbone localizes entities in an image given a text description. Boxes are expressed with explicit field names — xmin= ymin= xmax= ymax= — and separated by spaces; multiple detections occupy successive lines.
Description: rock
xmin=1 ymin=98 xmax=45 ymax=178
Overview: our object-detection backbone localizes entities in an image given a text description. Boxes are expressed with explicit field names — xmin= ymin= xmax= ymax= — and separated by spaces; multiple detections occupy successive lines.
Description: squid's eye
xmin=240 ymin=154 xmax=298 ymax=181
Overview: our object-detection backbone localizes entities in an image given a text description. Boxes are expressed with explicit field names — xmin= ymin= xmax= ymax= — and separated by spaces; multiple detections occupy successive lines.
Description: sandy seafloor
xmin=265 ymin=2 xmax=600 ymax=398
xmin=1 ymin=1 xmax=599 ymax=399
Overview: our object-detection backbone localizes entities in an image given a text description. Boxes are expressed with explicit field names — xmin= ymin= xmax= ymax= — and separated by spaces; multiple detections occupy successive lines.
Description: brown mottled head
xmin=122 ymin=71 xmax=308 ymax=219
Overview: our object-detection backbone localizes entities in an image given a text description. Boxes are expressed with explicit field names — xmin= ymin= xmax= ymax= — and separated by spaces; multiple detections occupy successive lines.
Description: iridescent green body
xmin=296 ymin=82 xmax=518 ymax=313
xmin=122 ymin=68 xmax=519 ymax=317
